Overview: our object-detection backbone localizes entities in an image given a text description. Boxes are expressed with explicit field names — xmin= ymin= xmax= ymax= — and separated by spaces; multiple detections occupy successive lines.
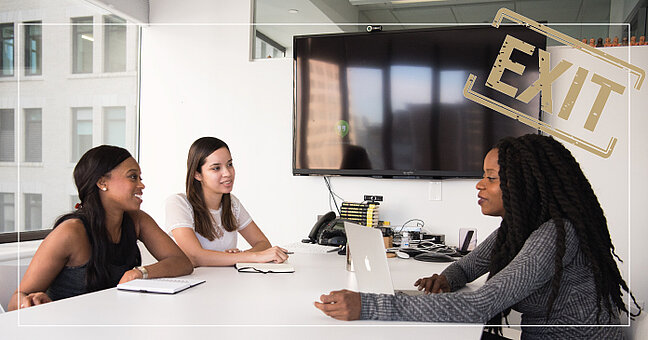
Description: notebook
xmin=117 ymin=277 xmax=205 ymax=294
xmin=235 ymin=262 xmax=295 ymax=274
xmin=344 ymin=222 xmax=423 ymax=296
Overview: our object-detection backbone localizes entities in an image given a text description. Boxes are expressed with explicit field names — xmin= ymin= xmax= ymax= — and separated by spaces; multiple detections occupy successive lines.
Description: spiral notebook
xmin=235 ymin=262 xmax=295 ymax=274
xmin=117 ymin=277 xmax=205 ymax=294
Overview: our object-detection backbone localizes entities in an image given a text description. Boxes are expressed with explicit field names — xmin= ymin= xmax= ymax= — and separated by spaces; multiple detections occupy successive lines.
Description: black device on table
xmin=302 ymin=211 xmax=348 ymax=247
xmin=458 ymin=230 xmax=475 ymax=255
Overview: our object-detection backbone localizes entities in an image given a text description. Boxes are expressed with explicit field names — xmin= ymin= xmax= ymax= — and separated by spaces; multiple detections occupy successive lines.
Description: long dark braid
xmin=485 ymin=134 xmax=636 ymax=331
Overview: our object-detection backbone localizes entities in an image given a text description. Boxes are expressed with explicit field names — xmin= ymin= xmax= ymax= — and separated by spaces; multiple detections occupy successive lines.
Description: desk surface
xmin=0 ymin=252 xmax=484 ymax=340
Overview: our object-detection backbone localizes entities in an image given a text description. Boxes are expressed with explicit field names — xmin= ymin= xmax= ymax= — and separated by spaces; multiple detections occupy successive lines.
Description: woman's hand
xmin=414 ymin=273 xmax=450 ymax=294
xmin=18 ymin=292 xmax=52 ymax=309
xmin=118 ymin=268 xmax=144 ymax=284
xmin=314 ymin=289 xmax=361 ymax=321
xmin=253 ymin=246 xmax=289 ymax=263
xmin=225 ymin=248 xmax=241 ymax=253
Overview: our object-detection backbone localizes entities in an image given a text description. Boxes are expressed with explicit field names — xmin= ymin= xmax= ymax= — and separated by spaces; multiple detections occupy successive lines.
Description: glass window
xmin=0 ymin=4 xmax=138 ymax=243
xmin=24 ymin=108 xmax=42 ymax=162
xmin=72 ymin=107 xmax=92 ymax=162
xmin=72 ymin=17 xmax=93 ymax=74
xmin=0 ymin=109 xmax=14 ymax=162
xmin=1 ymin=23 xmax=13 ymax=77
xmin=24 ymin=21 xmax=41 ymax=76
xmin=0 ymin=193 xmax=15 ymax=233
xmin=24 ymin=193 xmax=42 ymax=231
xmin=104 ymin=15 xmax=126 ymax=72
xmin=104 ymin=106 xmax=125 ymax=147
xmin=70 ymin=195 xmax=79 ymax=210
xmin=254 ymin=31 xmax=285 ymax=59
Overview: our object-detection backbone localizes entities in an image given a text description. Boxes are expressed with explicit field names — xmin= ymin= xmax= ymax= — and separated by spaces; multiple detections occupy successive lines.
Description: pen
xmin=284 ymin=251 xmax=294 ymax=254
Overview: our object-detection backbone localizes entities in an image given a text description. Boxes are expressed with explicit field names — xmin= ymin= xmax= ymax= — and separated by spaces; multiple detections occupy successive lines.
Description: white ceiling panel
xmin=451 ymin=2 xmax=515 ymax=22
xmin=360 ymin=8 xmax=402 ymax=22
xmin=254 ymin=0 xmax=619 ymax=55
xmin=515 ymin=0 xmax=584 ymax=22
xmin=579 ymin=0 xmax=611 ymax=22
xmin=392 ymin=6 xmax=458 ymax=23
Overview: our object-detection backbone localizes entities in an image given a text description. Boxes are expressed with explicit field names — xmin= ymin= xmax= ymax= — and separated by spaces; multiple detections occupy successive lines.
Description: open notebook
xmin=235 ymin=262 xmax=294 ymax=274
xmin=117 ymin=277 xmax=205 ymax=294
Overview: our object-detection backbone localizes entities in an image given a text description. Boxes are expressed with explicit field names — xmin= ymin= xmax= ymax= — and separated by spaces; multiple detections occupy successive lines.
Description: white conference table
xmin=0 ymin=251 xmax=484 ymax=340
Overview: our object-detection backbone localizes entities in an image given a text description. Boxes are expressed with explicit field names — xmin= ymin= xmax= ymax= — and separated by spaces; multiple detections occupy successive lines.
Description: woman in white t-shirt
xmin=164 ymin=137 xmax=289 ymax=266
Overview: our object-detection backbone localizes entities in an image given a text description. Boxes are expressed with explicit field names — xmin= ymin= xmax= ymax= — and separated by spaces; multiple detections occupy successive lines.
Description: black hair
xmin=54 ymin=145 xmax=140 ymax=292
xmin=484 ymin=134 xmax=637 ymax=332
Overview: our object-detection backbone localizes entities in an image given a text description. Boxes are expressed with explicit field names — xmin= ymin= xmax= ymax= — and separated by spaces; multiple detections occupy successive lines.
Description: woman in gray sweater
xmin=315 ymin=134 xmax=637 ymax=339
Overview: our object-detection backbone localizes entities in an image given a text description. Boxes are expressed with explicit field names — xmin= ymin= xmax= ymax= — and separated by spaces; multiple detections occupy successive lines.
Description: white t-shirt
xmin=164 ymin=193 xmax=252 ymax=251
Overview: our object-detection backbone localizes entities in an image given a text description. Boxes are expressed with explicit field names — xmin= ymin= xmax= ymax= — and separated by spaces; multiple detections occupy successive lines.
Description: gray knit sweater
xmin=359 ymin=221 xmax=624 ymax=339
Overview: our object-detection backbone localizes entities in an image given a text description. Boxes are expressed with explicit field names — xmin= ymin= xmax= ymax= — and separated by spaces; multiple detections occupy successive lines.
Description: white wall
xmin=141 ymin=0 xmax=500 ymax=250
xmin=140 ymin=0 xmax=648 ymax=334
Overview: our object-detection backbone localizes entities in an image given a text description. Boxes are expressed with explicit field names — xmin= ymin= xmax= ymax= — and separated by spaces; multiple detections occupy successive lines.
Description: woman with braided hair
xmin=315 ymin=134 xmax=636 ymax=339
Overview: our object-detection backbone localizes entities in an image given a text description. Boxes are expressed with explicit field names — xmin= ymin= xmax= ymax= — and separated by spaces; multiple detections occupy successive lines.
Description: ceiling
xmin=255 ymin=0 xmax=623 ymax=49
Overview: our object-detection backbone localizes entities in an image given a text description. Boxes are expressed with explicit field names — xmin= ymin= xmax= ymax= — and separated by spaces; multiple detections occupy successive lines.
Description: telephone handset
xmin=302 ymin=211 xmax=347 ymax=246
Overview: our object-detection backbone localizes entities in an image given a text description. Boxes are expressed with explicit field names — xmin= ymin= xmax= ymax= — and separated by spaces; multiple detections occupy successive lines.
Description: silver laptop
xmin=344 ymin=222 xmax=422 ymax=296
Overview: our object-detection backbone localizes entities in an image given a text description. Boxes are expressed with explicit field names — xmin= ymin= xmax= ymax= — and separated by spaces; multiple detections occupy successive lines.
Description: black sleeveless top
xmin=46 ymin=215 xmax=142 ymax=301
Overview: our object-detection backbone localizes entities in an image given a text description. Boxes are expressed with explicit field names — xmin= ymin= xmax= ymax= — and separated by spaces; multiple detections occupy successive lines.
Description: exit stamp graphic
xmin=464 ymin=8 xmax=645 ymax=158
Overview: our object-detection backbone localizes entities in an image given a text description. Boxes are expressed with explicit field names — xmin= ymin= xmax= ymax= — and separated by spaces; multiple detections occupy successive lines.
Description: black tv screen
xmin=293 ymin=25 xmax=546 ymax=178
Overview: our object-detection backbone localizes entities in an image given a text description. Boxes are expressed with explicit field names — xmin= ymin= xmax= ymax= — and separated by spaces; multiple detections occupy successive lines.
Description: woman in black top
xmin=9 ymin=145 xmax=192 ymax=310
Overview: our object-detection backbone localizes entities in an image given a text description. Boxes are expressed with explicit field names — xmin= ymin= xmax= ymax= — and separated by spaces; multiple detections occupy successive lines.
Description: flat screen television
xmin=293 ymin=25 xmax=546 ymax=178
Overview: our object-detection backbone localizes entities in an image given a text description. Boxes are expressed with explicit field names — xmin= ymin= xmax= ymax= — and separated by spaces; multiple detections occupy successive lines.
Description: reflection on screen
xmin=294 ymin=26 xmax=546 ymax=177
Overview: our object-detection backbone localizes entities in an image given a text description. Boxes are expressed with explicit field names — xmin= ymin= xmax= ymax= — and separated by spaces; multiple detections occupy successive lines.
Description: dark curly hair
xmin=484 ymin=134 xmax=636 ymax=332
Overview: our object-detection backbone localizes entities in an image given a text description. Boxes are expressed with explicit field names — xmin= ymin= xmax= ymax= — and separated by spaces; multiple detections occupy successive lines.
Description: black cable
xmin=396 ymin=218 xmax=425 ymax=233
xmin=323 ymin=176 xmax=342 ymax=215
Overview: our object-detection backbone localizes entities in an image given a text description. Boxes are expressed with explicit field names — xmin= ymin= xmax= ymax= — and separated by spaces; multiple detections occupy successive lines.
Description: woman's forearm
xmin=245 ymin=240 xmax=272 ymax=253
xmin=189 ymin=248 xmax=264 ymax=267
xmin=144 ymin=254 xmax=193 ymax=278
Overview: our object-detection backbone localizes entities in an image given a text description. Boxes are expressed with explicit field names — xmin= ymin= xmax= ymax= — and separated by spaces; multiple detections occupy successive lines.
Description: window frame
xmin=23 ymin=20 xmax=42 ymax=76
xmin=0 ymin=22 xmax=14 ymax=77
xmin=71 ymin=16 xmax=93 ymax=74
xmin=0 ymin=108 xmax=15 ymax=162
xmin=23 ymin=193 xmax=42 ymax=232
xmin=1 ymin=12 xmax=140 ymax=244
xmin=103 ymin=15 xmax=126 ymax=73
xmin=23 ymin=108 xmax=42 ymax=163
xmin=254 ymin=30 xmax=286 ymax=59
xmin=71 ymin=107 xmax=93 ymax=163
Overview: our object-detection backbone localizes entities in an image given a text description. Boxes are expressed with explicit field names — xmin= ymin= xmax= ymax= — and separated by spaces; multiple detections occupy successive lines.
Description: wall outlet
xmin=428 ymin=181 xmax=442 ymax=201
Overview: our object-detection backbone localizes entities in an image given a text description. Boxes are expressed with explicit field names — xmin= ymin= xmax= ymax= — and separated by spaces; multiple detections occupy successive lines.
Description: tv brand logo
xmin=336 ymin=120 xmax=349 ymax=138
xmin=463 ymin=8 xmax=646 ymax=158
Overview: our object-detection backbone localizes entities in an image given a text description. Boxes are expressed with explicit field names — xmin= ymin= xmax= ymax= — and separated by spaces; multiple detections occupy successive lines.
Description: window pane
xmin=24 ymin=193 xmax=42 ymax=231
xmin=1 ymin=4 xmax=138 ymax=242
xmin=104 ymin=106 xmax=125 ymax=147
xmin=0 ymin=109 xmax=14 ymax=161
xmin=24 ymin=108 xmax=42 ymax=162
xmin=24 ymin=21 xmax=41 ymax=75
xmin=254 ymin=31 xmax=285 ymax=59
xmin=72 ymin=17 xmax=93 ymax=74
xmin=72 ymin=107 xmax=93 ymax=162
xmin=104 ymin=15 xmax=126 ymax=72
xmin=70 ymin=195 xmax=79 ymax=210
xmin=0 ymin=193 xmax=15 ymax=233
xmin=1 ymin=23 xmax=13 ymax=77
